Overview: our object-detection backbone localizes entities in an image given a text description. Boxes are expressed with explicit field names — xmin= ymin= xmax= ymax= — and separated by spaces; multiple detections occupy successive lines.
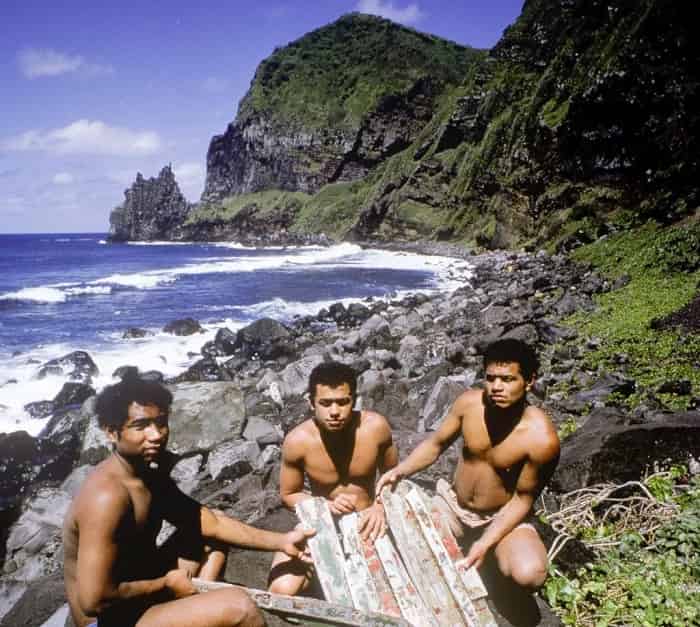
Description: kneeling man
xmin=63 ymin=377 xmax=313 ymax=627
xmin=268 ymin=361 xmax=398 ymax=596
xmin=377 ymin=339 xmax=560 ymax=591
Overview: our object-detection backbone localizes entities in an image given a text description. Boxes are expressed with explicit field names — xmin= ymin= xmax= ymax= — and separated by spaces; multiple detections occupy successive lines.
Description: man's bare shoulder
xmin=281 ymin=419 xmax=317 ymax=460
xmin=522 ymin=405 xmax=560 ymax=462
xmin=359 ymin=409 xmax=392 ymax=438
xmin=72 ymin=459 xmax=131 ymax=523
xmin=455 ymin=388 xmax=485 ymax=413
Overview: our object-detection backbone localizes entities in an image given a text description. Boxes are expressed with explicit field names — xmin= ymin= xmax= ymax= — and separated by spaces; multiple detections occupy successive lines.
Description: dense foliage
xmin=566 ymin=221 xmax=700 ymax=410
xmin=239 ymin=13 xmax=480 ymax=130
xmin=545 ymin=470 xmax=700 ymax=626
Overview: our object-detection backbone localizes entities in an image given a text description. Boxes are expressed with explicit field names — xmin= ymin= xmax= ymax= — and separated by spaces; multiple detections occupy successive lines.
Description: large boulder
xmin=234 ymin=318 xmax=295 ymax=362
xmin=2 ymin=486 xmax=69 ymax=583
xmin=162 ymin=317 xmax=203 ymax=336
xmin=166 ymin=383 xmax=246 ymax=455
xmin=36 ymin=351 xmax=98 ymax=384
xmin=551 ymin=411 xmax=700 ymax=493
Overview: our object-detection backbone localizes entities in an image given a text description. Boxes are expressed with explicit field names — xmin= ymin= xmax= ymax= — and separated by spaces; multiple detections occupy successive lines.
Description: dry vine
xmin=537 ymin=471 xmax=682 ymax=561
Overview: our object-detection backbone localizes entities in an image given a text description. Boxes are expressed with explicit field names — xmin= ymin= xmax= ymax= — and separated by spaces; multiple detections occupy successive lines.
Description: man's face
xmin=109 ymin=402 xmax=169 ymax=464
xmin=311 ymin=383 xmax=354 ymax=433
xmin=484 ymin=361 xmax=532 ymax=409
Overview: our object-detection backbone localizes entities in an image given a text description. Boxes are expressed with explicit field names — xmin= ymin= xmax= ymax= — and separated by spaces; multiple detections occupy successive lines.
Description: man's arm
xmin=279 ymin=430 xmax=312 ymax=510
xmin=200 ymin=506 xmax=313 ymax=559
xmin=75 ymin=486 xmax=193 ymax=617
xmin=375 ymin=392 xmax=469 ymax=495
xmin=358 ymin=414 xmax=399 ymax=542
xmin=463 ymin=424 xmax=560 ymax=569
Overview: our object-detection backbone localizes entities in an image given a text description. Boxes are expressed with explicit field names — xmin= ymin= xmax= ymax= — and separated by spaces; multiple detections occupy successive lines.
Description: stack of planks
xmin=294 ymin=480 xmax=498 ymax=627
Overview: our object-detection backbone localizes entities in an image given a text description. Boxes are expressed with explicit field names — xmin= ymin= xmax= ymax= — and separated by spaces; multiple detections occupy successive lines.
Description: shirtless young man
xmin=63 ymin=377 xmax=313 ymax=627
xmin=268 ymin=361 xmax=398 ymax=596
xmin=376 ymin=339 xmax=560 ymax=591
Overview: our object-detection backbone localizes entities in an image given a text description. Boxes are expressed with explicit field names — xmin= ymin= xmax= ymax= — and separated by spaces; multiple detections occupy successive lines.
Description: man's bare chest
xmin=462 ymin=424 xmax=527 ymax=471
xmin=305 ymin=441 xmax=379 ymax=483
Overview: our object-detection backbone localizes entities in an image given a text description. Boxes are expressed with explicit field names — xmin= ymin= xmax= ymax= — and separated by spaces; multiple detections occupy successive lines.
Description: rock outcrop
xmin=108 ymin=165 xmax=192 ymax=242
xmin=201 ymin=14 xmax=477 ymax=204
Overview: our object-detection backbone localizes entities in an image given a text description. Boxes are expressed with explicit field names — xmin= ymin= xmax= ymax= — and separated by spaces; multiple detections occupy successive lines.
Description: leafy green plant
xmin=544 ymin=473 xmax=700 ymax=625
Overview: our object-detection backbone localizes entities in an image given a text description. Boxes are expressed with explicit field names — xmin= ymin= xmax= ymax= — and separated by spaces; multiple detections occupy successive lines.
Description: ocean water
xmin=0 ymin=234 xmax=473 ymax=435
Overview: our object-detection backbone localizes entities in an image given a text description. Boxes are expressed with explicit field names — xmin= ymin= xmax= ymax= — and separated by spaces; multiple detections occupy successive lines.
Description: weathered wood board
xmin=283 ymin=485 xmax=498 ymax=626
xmin=338 ymin=512 xmax=379 ymax=612
xmin=404 ymin=485 xmax=497 ymax=627
xmin=296 ymin=497 xmax=353 ymax=607
xmin=192 ymin=579 xmax=409 ymax=626
xmin=382 ymin=486 xmax=465 ymax=626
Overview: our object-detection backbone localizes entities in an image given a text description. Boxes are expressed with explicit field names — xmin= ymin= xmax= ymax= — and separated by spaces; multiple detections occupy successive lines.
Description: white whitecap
xmin=0 ymin=286 xmax=67 ymax=303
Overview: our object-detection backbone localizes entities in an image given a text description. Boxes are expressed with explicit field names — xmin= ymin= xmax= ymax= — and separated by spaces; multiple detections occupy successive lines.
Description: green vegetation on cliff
xmin=239 ymin=13 xmax=481 ymax=129
xmin=185 ymin=190 xmax=310 ymax=224
xmin=565 ymin=220 xmax=700 ymax=411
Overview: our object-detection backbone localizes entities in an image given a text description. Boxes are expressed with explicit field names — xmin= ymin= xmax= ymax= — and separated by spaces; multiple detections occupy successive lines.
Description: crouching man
xmin=268 ymin=361 xmax=398 ymax=596
xmin=377 ymin=339 xmax=560 ymax=591
xmin=63 ymin=377 xmax=313 ymax=627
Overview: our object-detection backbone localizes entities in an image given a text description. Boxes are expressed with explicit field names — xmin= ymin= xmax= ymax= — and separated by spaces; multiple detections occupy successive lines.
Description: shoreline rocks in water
xmin=1 ymin=246 xmax=698 ymax=627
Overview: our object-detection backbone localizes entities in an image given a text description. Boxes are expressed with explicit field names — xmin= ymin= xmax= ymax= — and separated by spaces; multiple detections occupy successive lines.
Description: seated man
xmin=63 ymin=377 xmax=313 ymax=627
xmin=377 ymin=339 xmax=560 ymax=591
xmin=268 ymin=361 xmax=398 ymax=596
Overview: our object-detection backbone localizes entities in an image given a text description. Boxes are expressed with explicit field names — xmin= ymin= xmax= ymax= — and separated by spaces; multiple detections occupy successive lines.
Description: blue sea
xmin=0 ymin=233 xmax=472 ymax=435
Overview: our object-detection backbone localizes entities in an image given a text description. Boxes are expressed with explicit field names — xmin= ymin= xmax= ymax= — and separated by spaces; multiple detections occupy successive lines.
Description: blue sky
xmin=0 ymin=0 xmax=524 ymax=233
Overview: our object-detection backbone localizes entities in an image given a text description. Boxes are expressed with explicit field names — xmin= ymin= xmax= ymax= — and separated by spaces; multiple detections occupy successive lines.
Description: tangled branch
xmin=538 ymin=472 xmax=682 ymax=561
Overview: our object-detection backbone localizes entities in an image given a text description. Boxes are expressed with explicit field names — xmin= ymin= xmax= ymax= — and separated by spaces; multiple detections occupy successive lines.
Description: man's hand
xmin=375 ymin=468 xmax=404 ymax=500
xmin=357 ymin=502 xmax=386 ymax=544
xmin=280 ymin=527 xmax=315 ymax=563
xmin=458 ymin=539 xmax=489 ymax=572
xmin=164 ymin=569 xmax=196 ymax=599
xmin=328 ymin=493 xmax=358 ymax=515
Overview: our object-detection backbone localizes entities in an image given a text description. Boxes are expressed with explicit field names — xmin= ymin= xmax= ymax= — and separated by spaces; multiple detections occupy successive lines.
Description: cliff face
xmin=201 ymin=13 xmax=479 ymax=203
xmin=349 ymin=0 xmax=698 ymax=247
xmin=108 ymin=1 xmax=697 ymax=248
xmin=108 ymin=166 xmax=192 ymax=242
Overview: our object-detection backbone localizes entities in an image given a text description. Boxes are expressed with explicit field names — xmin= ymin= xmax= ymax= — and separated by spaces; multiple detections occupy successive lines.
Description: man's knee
xmin=219 ymin=589 xmax=264 ymax=627
xmin=508 ymin=558 xmax=548 ymax=590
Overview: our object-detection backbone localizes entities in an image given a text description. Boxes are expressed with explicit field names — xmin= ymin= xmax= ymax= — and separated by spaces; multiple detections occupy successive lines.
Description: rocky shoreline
xmin=1 ymin=246 xmax=698 ymax=627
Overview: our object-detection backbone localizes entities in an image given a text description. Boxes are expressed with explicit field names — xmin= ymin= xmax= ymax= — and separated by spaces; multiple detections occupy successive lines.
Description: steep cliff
xmin=348 ymin=0 xmax=698 ymax=247
xmin=108 ymin=165 xmax=192 ymax=242
xmin=201 ymin=13 xmax=480 ymax=203
xmin=109 ymin=1 xmax=698 ymax=249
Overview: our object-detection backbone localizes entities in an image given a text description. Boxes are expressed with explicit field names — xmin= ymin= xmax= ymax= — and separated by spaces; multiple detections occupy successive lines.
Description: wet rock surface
xmin=1 ymin=248 xmax=698 ymax=626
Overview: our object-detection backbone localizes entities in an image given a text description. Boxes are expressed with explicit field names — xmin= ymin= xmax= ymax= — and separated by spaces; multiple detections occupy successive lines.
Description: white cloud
xmin=2 ymin=120 xmax=162 ymax=157
xmin=18 ymin=48 xmax=114 ymax=79
xmin=355 ymin=0 xmax=425 ymax=24
xmin=52 ymin=172 xmax=74 ymax=185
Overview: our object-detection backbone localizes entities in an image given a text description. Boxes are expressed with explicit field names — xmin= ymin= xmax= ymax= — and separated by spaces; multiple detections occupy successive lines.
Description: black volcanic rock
xmin=36 ymin=351 xmax=98 ymax=384
xmin=163 ymin=317 xmax=204 ymax=336
xmin=108 ymin=165 xmax=192 ymax=242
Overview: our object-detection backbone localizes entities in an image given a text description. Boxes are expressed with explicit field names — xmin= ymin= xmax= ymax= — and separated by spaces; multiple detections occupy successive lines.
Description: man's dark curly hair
xmin=95 ymin=377 xmax=173 ymax=431
xmin=483 ymin=339 xmax=540 ymax=380
xmin=308 ymin=361 xmax=357 ymax=402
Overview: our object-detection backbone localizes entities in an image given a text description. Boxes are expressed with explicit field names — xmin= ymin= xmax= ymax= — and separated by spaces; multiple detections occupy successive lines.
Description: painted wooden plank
xmin=192 ymin=578 xmax=410 ymax=627
xmin=405 ymin=487 xmax=485 ymax=627
xmin=413 ymin=486 xmax=487 ymax=599
xmin=404 ymin=482 xmax=497 ymax=627
xmin=338 ymin=512 xmax=379 ymax=612
xmin=357 ymin=522 xmax=403 ymax=618
xmin=382 ymin=486 xmax=465 ymax=626
xmin=296 ymin=497 xmax=353 ymax=607
xmin=374 ymin=534 xmax=435 ymax=627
